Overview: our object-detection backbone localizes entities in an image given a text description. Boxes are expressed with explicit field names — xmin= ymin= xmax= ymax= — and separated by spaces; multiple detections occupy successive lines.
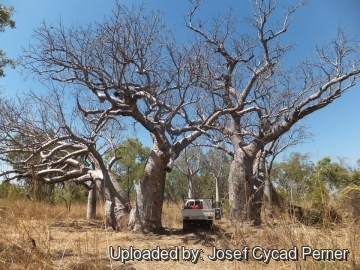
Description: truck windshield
xmin=184 ymin=200 xmax=203 ymax=209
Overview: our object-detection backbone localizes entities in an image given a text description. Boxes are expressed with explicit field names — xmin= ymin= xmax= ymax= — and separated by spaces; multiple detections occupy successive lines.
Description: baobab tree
xmin=248 ymin=126 xmax=310 ymax=224
xmin=0 ymin=90 xmax=130 ymax=230
xmin=20 ymin=3 xmax=231 ymax=232
xmin=197 ymin=116 xmax=310 ymax=224
xmin=187 ymin=0 xmax=360 ymax=225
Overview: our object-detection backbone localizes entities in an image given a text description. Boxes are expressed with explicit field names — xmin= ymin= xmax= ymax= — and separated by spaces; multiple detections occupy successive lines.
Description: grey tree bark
xmin=228 ymin=149 xmax=254 ymax=225
xmin=90 ymin=153 xmax=131 ymax=231
xmin=249 ymin=149 xmax=266 ymax=226
xmin=263 ymin=177 xmax=273 ymax=217
xmin=128 ymin=138 xmax=169 ymax=232
xmin=86 ymin=186 xmax=97 ymax=219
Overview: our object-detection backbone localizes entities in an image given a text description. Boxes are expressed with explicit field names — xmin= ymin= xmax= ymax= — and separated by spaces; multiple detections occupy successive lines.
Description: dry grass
xmin=0 ymin=198 xmax=359 ymax=269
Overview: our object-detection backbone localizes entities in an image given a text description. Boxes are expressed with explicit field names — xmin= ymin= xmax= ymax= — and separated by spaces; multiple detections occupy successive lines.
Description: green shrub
xmin=0 ymin=182 xmax=24 ymax=199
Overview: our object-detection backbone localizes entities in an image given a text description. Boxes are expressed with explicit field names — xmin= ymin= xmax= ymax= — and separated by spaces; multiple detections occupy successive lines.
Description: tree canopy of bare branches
xmin=0 ymin=89 xmax=130 ymax=230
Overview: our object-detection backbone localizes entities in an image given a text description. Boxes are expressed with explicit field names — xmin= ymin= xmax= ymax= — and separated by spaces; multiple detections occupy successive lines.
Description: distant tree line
xmin=2 ymin=149 xmax=359 ymax=211
xmin=271 ymin=153 xmax=360 ymax=206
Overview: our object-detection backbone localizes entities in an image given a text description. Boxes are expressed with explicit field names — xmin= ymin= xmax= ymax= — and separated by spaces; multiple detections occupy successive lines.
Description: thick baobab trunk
xmin=229 ymin=147 xmax=267 ymax=226
xmin=86 ymin=186 xmax=97 ymax=219
xmin=249 ymin=150 xmax=266 ymax=226
xmin=91 ymin=168 xmax=130 ymax=231
xmin=228 ymin=149 xmax=254 ymax=225
xmin=128 ymin=140 xmax=169 ymax=233
xmin=264 ymin=177 xmax=273 ymax=216
xmin=229 ymin=145 xmax=269 ymax=226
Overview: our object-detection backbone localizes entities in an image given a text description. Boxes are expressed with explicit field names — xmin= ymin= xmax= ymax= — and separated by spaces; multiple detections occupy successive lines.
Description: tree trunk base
xmin=129 ymin=206 xmax=164 ymax=233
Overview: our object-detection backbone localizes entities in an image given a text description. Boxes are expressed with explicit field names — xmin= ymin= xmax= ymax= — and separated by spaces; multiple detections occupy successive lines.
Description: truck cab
xmin=183 ymin=199 xmax=204 ymax=209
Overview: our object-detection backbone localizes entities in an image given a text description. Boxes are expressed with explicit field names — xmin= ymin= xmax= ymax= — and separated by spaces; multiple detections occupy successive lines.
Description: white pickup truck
xmin=182 ymin=198 xmax=222 ymax=231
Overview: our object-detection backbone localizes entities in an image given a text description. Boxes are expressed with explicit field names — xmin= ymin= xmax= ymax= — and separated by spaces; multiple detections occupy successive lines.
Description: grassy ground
xmin=0 ymin=198 xmax=359 ymax=269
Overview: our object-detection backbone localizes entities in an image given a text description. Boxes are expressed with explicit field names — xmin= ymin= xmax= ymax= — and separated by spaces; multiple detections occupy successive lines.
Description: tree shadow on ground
xmin=150 ymin=223 xmax=226 ymax=247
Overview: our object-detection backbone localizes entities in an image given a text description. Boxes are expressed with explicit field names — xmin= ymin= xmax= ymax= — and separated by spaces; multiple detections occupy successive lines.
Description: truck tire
xmin=183 ymin=220 xmax=189 ymax=232
xmin=207 ymin=220 xmax=213 ymax=231
xmin=208 ymin=220 xmax=214 ymax=232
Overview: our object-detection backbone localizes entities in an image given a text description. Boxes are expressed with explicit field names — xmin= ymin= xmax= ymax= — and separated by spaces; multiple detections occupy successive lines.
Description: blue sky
xmin=1 ymin=0 xmax=360 ymax=167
